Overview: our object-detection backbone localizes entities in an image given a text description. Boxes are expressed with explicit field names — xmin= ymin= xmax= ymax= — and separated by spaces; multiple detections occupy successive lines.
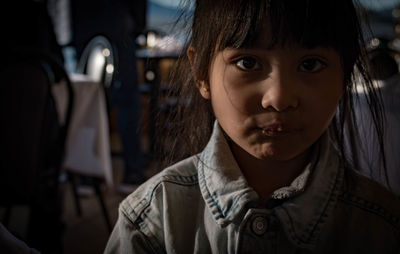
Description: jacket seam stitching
xmin=305 ymin=163 xmax=344 ymax=243
xmin=119 ymin=209 xmax=163 ymax=254
xmin=198 ymin=154 xmax=252 ymax=222
xmin=338 ymin=193 xmax=400 ymax=232
xmin=198 ymin=154 xmax=225 ymax=219
xmin=121 ymin=174 xmax=199 ymax=222
xmin=132 ymin=174 xmax=199 ymax=212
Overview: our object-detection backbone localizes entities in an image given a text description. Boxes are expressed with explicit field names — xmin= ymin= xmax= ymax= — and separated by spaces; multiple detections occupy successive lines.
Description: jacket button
xmin=252 ymin=216 xmax=267 ymax=235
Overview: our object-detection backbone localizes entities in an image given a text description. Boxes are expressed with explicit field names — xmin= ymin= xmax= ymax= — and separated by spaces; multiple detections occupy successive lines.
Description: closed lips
xmin=259 ymin=123 xmax=301 ymax=136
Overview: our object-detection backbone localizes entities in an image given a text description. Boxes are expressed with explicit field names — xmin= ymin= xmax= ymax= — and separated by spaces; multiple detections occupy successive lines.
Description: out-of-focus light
xmin=392 ymin=38 xmax=400 ymax=49
xmin=395 ymin=24 xmax=400 ymax=34
xmin=371 ymin=38 xmax=381 ymax=48
xmin=146 ymin=70 xmax=155 ymax=81
xmin=393 ymin=9 xmax=400 ymax=18
xmin=102 ymin=48 xmax=110 ymax=57
xmin=394 ymin=54 xmax=400 ymax=63
xmin=106 ymin=64 xmax=114 ymax=74
xmin=156 ymin=35 xmax=183 ymax=51
xmin=137 ymin=35 xmax=147 ymax=47
xmin=147 ymin=32 xmax=157 ymax=48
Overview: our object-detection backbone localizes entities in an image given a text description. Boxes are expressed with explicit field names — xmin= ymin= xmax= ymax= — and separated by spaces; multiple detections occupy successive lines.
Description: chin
xmin=253 ymin=146 xmax=301 ymax=162
xmin=258 ymin=153 xmax=295 ymax=162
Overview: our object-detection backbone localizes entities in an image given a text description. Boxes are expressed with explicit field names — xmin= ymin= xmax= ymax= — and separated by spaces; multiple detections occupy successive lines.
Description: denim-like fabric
xmin=105 ymin=122 xmax=400 ymax=254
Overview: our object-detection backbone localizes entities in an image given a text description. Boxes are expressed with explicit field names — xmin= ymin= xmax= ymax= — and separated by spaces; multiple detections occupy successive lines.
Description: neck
xmin=231 ymin=144 xmax=311 ymax=205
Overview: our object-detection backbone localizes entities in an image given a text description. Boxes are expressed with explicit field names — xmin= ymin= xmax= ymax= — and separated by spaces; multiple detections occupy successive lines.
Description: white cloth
xmin=52 ymin=74 xmax=113 ymax=187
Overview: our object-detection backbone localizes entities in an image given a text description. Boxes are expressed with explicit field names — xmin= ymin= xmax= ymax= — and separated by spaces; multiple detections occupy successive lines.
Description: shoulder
xmin=106 ymin=156 xmax=202 ymax=253
xmin=338 ymin=168 xmax=400 ymax=232
xmin=320 ymin=168 xmax=400 ymax=251
xmin=119 ymin=155 xmax=200 ymax=223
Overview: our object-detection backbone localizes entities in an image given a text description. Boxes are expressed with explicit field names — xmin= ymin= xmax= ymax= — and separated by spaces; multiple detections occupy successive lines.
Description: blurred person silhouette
xmin=0 ymin=223 xmax=40 ymax=254
xmin=1 ymin=1 xmax=66 ymax=253
xmin=2 ymin=0 xmax=64 ymax=70
xmin=70 ymin=0 xmax=147 ymax=193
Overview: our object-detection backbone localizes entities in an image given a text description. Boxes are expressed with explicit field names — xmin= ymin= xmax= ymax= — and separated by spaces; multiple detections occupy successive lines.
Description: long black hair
xmin=155 ymin=0 xmax=387 ymax=186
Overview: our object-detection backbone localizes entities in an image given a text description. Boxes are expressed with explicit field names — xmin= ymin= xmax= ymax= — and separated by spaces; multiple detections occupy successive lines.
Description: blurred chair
xmin=52 ymin=71 xmax=114 ymax=232
xmin=0 ymin=48 xmax=74 ymax=253
xmin=76 ymin=35 xmax=116 ymax=90
xmin=67 ymin=172 xmax=112 ymax=232
xmin=70 ymin=35 xmax=116 ymax=232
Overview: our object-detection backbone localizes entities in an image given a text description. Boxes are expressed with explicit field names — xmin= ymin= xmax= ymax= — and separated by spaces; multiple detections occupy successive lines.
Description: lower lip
xmin=260 ymin=128 xmax=294 ymax=137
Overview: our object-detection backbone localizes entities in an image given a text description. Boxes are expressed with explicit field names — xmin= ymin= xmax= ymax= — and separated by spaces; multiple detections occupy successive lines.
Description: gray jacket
xmin=105 ymin=123 xmax=400 ymax=253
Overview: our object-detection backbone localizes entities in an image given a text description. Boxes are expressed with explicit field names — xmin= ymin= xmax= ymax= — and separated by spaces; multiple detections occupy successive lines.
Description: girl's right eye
xmin=235 ymin=57 xmax=261 ymax=71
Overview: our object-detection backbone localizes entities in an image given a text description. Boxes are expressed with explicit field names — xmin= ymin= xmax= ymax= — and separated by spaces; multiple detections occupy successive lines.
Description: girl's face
xmin=199 ymin=39 xmax=343 ymax=162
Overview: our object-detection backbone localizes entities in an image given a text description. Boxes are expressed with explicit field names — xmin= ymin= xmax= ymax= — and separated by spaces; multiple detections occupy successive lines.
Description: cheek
xmin=308 ymin=83 xmax=342 ymax=129
xmin=221 ymin=70 xmax=262 ymax=114
xmin=210 ymin=79 xmax=255 ymax=140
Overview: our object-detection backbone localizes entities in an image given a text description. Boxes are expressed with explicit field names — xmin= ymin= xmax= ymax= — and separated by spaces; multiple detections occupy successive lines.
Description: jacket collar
xmin=198 ymin=121 xmax=343 ymax=248
xmin=197 ymin=121 xmax=258 ymax=227
xmin=274 ymin=132 xmax=343 ymax=248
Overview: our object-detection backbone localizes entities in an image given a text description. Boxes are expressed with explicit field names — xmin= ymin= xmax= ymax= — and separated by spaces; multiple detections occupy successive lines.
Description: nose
xmin=261 ymin=74 xmax=299 ymax=112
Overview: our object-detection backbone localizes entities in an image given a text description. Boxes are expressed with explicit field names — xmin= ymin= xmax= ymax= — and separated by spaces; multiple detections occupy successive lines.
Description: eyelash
xmin=232 ymin=55 xmax=327 ymax=73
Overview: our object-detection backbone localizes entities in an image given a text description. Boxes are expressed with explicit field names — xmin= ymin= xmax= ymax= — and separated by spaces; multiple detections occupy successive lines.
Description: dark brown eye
xmin=299 ymin=58 xmax=326 ymax=72
xmin=236 ymin=57 xmax=260 ymax=71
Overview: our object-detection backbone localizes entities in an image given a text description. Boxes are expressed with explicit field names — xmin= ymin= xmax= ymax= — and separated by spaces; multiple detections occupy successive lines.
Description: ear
xmin=197 ymin=80 xmax=211 ymax=100
xmin=187 ymin=46 xmax=211 ymax=100
xmin=187 ymin=45 xmax=196 ymax=67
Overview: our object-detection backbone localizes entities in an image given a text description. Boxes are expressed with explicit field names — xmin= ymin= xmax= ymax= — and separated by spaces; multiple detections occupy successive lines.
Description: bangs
xmin=218 ymin=0 xmax=361 ymax=62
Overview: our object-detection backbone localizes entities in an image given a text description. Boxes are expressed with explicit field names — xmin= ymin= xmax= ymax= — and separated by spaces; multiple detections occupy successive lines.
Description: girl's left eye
xmin=235 ymin=57 xmax=261 ymax=71
xmin=299 ymin=58 xmax=327 ymax=73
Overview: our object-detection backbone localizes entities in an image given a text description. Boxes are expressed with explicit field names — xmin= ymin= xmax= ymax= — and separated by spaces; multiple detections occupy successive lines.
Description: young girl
xmin=106 ymin=0 xmax=400 ymax=253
